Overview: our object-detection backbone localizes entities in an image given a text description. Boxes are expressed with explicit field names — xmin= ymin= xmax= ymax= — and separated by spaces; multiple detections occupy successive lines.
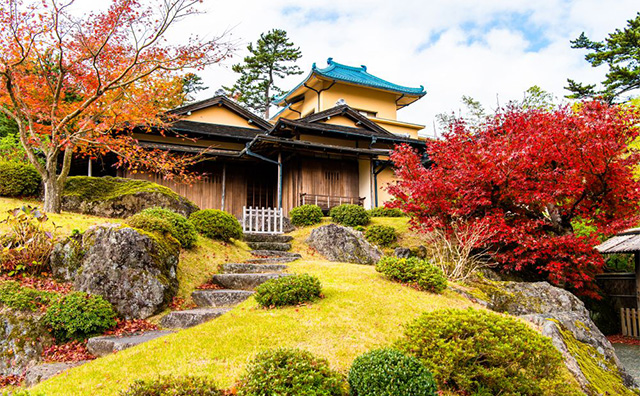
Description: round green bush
xmin=375 ymin=257 xmax=447 ymax=293
xmin=189 ymin=209 xmax=242 ymax=242
xmin=254 ymin=274 xmax=322 ymax=308
xmin=0 ymin=161 xmax=41 ymax=197
xmin=348 ymin=348 xmax=437 ymax=396
xmin=289 ymin=204 xmax=323 ymax=227
xmin=43 ymin=292 xmax=117 ymax=342
xmin=126 ymin=213 xmax=176 ymax=239
xmin=396 ymin=308 xmax=577 ymax=396
xmin=330 ymin=204 xmax=369 ymax=227
xmin=119 ymin=375 xmax=223 ymax=396
xmin=137 ymin=207 xmax=198 ymax=249
xmin=367 ymin=207 xmax=405 ymax=217
xmin=238 ymin=348 xmax=345 ymax=396
xmin=365 ymin=225 xmax=397 ymax=247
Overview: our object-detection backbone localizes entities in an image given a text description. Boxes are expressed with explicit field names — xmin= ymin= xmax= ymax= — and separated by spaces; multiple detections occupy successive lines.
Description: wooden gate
xmin=242 ymin=206 xmax=283 ymax=234
xmin=621 ymin=308 xmax=640 ymax=338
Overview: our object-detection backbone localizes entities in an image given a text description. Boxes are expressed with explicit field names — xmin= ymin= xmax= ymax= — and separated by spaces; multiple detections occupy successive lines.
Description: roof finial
xmin=312 ymin=62 xmax=317 ymax=70
xmin=361 ymin=65 xmax=367 ymax=72
xmin=327 ymin=57 xmax=334 ymax=65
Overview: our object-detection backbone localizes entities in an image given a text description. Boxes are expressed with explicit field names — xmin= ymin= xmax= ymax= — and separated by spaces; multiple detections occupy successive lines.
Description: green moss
xmin=556 ymin=322 xmax=635 ymax=396
xmin=62 ymin=176 xmax=186 ymax=203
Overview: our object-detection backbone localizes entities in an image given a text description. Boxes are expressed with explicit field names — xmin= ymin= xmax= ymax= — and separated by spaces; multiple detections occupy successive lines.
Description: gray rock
xmin=160 ymin=308 xmax=230 ymax=329
xmin=475 ymin=280 xmax=637 ymax=394
xmin=210 ymin=273 xmax=291 ymax=290
xmin=0 ymin=309 xmax=53 ymax=376
xmin=306 ymin=224 xmax=382 ymax=265
xmin=394 ymin=247 xmax=411 ymax=258
xmin=23 ymin=360 xmax=88 ymax=387
xmin=51 ymin=224 xmax=179 ymax=319
xmin=87 ymin=330 xmax=173 ymax=357
xmin=192 ymin=290 xmax=254 ymax=308
xmin=221 ymin=263 xmax=288 ymax=274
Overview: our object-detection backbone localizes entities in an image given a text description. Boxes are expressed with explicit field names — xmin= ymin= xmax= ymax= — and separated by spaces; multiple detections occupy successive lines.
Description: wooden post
xmin=277 ymin=152 xmax=283 ymax=210
xmin=635 ymin=252 xmax=640 ymax=311
xmin=88 ymin=158 xmax=93 ymax=177
xmin=221 ymin=163 xmax=226 ymax=211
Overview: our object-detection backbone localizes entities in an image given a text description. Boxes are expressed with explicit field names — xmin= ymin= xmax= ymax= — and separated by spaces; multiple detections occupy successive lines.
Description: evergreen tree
xmin=181 ymin=73 xmax=208 ymax=104
xmin=566 ymin=12 xmax=640 ymax=102
xmin=226 ymin=29 xmax=302 ymax=117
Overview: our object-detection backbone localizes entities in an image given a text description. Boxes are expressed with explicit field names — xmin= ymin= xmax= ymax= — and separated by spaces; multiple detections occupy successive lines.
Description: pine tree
xmin=226 ymin=29 xmax=302 ymax=117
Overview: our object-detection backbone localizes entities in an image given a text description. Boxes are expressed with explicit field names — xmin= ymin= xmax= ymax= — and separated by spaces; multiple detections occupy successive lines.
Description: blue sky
xmin=167 ymin=0 xmax=639 ymax=136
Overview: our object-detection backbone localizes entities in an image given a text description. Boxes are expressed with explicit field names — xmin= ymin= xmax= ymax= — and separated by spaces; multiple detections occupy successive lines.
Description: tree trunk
xmin=42 ymin=177 xmax=63 ymax=213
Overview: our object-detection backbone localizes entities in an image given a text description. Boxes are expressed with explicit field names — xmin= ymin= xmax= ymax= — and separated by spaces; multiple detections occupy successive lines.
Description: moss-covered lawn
xmin=33 ymin=259 xmax=474 ymax=395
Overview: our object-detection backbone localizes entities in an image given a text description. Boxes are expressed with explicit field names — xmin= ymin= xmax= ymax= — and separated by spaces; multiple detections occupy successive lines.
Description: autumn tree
xmin=0 ymin=0 xmax=232 ymax=212
xmin=388 ymin=101 xmax=640 ymax=297
xmin=225 ymin=29 xmax=302 ymax=118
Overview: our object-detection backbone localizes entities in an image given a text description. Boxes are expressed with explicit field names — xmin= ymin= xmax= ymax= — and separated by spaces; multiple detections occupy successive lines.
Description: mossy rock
xmin=61 ymin=176 xmax=198 ymax=219
xmin=0 ymin=308 xmax=53 ymax=376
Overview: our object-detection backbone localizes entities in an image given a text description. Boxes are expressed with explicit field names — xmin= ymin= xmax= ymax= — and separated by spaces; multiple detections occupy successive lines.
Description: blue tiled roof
xmin=273 ymin=58 xmax=425 ymax=105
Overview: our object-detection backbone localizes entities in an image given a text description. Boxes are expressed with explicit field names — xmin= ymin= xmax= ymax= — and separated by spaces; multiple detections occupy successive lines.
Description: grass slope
xmin=33 ymin=259 xmax=474 ymax=395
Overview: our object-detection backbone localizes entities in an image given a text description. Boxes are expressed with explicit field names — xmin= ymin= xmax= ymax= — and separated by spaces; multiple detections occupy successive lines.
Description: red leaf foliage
xmin=0 ymin=375 xmax=22 ymax=387
xmin=607 ymin=335 xmax=640 ymax=346
xmin=42 ymin=341 xmax=95 ymax=363
xmin=196 ymin=282 xmax=223 ymax=290
xmin=168 ymin=297 xmax=197 ymax=311
xmin=104 ymin=319 xmax=159 ymax=337
xmin=0 ymin=275 xmax=73 ymax=294
xmin=388 ymin=101 xmax=640 ymax=298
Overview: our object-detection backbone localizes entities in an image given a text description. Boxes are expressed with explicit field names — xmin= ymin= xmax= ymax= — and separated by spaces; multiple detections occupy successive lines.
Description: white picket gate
xmin=242 ymin=206 xmax=284 ymax=234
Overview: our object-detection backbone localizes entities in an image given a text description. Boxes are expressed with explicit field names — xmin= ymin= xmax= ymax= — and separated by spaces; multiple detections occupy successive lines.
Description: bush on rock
xmin=119 ymin=376 xmax=223 ymax=396
xmin=254 ymin=274 xmax=322 ymax=308
xmin=127 ymin=207 xmax=197 ymax=249
xmin=42 ymin=292 xmax=117 ymax=342
xmin=367 ymin=207 xmax=405 ymax=217
xmin=0 ymin=161 xmax=41 ymax=197
xmin=189 ymin=209 xmax=242 ymax=242
xmin=396 ymin=308 xmax=581 ymax=396
xmin=365 ymin=225 xmax=397 ymax=247
xmin=330 ymin=204 xmax=369 ymax=227
xmin=289 ymin=204 xmax=323 ymax=227
xmin=348 ymin=348 xmax=437 ymax=396
xmin=375 ymin=257 xmax=446 ymax=293
xmin=238 ymin=348 xmax=345 ymax=396
xmin=0 ymin=281 xmax=58 ymax=312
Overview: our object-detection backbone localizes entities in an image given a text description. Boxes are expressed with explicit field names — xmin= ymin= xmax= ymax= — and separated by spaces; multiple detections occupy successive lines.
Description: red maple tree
xmin=0 ymin=0 xmax=232 ymax=212
xmin=388 ymin=101 xmax=640 ymax=297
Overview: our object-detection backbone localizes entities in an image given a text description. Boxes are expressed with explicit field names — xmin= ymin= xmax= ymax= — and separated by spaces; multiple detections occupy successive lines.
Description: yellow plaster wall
xmin=320 ymin=83 xmax=398 ymax=119
xmin=371 ymin=118 xmax=425 ymax=140
xmin=321 ymin=115 xmax=359 ymax=128
xmin=358 ymin=159 xmax=373 ymax=209
xmin=183 ymin=106 xmax=260 ymax=129
xmin=375 ymin=167 xmax=396 ymax=207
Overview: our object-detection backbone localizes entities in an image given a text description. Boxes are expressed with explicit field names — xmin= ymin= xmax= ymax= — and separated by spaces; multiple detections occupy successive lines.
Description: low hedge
xmin=189 ymin=209 xmax=242 ymax=242
xmin=396 ymin=308 xmax=581 ymax=395
xmin=0 ymin=161 xmax=41 ymax=197
xmin=135 ymin=207 xmax=198 ymax=249
xmin=375 ymin=257 xmax=447 ymax=294
xmin=254 ymin=274 xmax=322 ymax=308
xmin=365 ymin=225 xmax=397 ymax=247
xmin=330 ymin=204 xmax=369 ymax=227
xmin=238 ymin=348 xmax=345 ymax=396
xmin=42 ymin=292 xmax=117 ymax=341
xmin=348 ymin=348 xmax=437 ymax=396
xmin=120 ymin=376 xmax=223 ymax=396
xmin=289 ymin=204 xmax=323 ymax=226
xmin=367 ymin=207 xmax=405 ymax=217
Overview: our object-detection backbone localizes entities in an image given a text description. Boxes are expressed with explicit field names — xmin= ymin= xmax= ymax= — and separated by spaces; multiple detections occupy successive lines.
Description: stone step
xmin=244 ymin=233 xmax=293 ymax=243
xmin=192 ymin=289 xmax=254 ymax=308
xmin=221 ymin=263 xmax=288 ymax=274
xmin=251 ymin=250 xmax=302 ymax=259
xmin=246 ymin=242 xmax=292 ymax=251
xmin=160 ymin=307 xmax=231 ymax=329
xmin=211 ymin=273 xmax=291 ymax=290
xmin=24 ymin=361 xmax=89 ymax=387
xmin=245 ymin=256 xmax=300 ymax=264
xmin=87 ymin=330 xmax=174 ymax=357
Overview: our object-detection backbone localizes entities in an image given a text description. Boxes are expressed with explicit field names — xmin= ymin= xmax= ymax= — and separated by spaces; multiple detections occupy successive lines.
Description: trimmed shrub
xmin=367 ymin=207 xmax=405 ymax=217
xmin=189 ymin=209 xmax=242 ymax=242
xmin=0 ymin=281 xmax=59 ymax=312
xmin=375 ymin=257 xmax=447 ymax=293
xmin=330 ymin=204 xmax=369 ymax=227
xmin=365 ymin=225 xmax=397 ymax=247
xmin=135 ymin=207 xmax=197 ymax=249
xmin=119 ymin=376 xmax=223 ymax=396
xmin=0 ymin=161 xmax=41 ymax=197
xmin=348 ymin=348 xmax=437 ymax=396
xmin=289 ymin=204 xmax=323 ymax=226
xmin=42 ymin=292 xmax=117 ymax=341
xmin=238 ymin=348 xmax=345 ymax=396
xmin=254 ymin=274 xmax=322 ymax=308
xmin=396 ymin=308 xmax=578 ymax=396
xmin=126 ymin=213 xmax=176 ymax=238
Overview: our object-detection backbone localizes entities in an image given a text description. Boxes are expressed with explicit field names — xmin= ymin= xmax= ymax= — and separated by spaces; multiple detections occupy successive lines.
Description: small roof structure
xmin=596 ymin=228 xmax=640 ymax=254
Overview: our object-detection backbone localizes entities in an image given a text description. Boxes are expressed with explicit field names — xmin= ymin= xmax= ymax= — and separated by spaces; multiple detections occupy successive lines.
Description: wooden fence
xmin=242 ymin=206 xmax=284 ymax=234
xmin=621 ymin=308 xmax=640 ymax=337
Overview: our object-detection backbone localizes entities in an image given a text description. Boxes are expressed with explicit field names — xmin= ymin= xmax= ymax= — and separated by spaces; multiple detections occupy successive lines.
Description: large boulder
xmin=468 ymin=280 xmax=637 ymax=395
xmin=51 ymin=224 xmax=179 ymax=319
xmin=61 ymin=176 xmax=198 ymax=218
xmin=306 ymin=224 xmax=382 ymax=265
xmin=0 ymin=308 xmax=53 ymax=376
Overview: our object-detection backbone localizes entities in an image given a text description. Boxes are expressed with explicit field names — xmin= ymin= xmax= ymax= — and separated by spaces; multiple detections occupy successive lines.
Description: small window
xmin=356 ymin=109 xmax=377 ymax=118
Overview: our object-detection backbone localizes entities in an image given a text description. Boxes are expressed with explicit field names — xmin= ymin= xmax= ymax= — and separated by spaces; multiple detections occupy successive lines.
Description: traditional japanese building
xmin=110 ymin=59 xmax=428 ymax=218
